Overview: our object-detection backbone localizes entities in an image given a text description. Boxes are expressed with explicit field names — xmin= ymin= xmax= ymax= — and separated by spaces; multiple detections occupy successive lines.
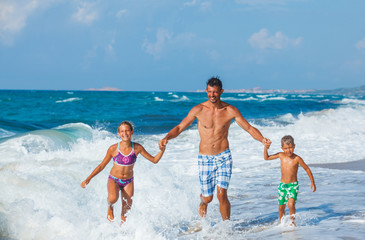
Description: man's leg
xmin=217 ymin=186 xmax=230 ymax=220
xmin=199 ymin=194 xmax=213 ymax=218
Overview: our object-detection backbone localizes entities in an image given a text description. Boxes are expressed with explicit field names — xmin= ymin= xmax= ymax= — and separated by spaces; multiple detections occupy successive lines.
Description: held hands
xmin=159 ymin=138 xmax=168 ymax=150
xmin=263 ymin=138 xmax=272 ymax=148
xmin=159 ymin=143 xmax=166 ymax=152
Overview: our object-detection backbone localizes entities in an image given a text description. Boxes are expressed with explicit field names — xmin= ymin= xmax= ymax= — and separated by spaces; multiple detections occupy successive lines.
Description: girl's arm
xmin=81 ymin=146 xmax=114 ymax=188
xmin=135 ymin=143 xmax=165 ymax=164
xmin=298 ymin=156 xmax=316 ymax=192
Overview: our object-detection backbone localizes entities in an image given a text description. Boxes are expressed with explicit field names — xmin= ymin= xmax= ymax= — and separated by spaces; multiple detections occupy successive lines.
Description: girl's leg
xmin=107 ymin=178 xmax=120 ymax=221
xmin=120 ymin=181 xmax=134 ymax=224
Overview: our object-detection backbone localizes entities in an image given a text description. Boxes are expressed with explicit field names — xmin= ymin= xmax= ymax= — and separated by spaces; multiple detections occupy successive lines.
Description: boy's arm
xmin=136 ymin=143 xmax=166 ymax=164
xmin=298 ymin=156 xmax=316 ymax=192
xmin=264 ymin=144 xmax=281 ymax=160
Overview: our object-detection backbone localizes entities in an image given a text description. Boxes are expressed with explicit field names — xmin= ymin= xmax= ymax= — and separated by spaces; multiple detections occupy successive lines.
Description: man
xmin=159 ymin=77 xmax=269 ymax=220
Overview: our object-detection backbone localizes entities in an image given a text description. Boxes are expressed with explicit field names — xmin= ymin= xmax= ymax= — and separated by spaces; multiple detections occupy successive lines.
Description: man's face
xmin=206 ymin=85 xmax=223 ymax=103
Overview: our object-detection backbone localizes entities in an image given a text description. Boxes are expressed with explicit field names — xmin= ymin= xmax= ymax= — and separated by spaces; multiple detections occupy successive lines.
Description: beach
xmin=0 ymin=90 xmax=365 ymax=239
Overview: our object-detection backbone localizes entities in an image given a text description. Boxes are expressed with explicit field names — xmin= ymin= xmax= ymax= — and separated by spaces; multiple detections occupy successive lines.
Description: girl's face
xmin=118 ymin=124 xmax=133 ymax=141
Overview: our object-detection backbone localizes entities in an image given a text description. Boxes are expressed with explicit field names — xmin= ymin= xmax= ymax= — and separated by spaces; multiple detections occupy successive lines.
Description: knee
xmin=108 ymin=194 xmax=118 ymax=204
xmin=288 ymin=201 xmax=295 ymax=210
xmin=216 ymin=189 xmax=228 ymax=203
xmin=279 ymin=205 xmax=286 ymax=212
xmin=122 ymin=196 xmax=133 ymax=206
xmin=201 ymin=194 xmax=213 ymax=204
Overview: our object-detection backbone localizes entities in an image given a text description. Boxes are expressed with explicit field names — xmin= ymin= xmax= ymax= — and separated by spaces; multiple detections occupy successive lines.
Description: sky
xmin=0 ymin=0 xmax=365 ymax=91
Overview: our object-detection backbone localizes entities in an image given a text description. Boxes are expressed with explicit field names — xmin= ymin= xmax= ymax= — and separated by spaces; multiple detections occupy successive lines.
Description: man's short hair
xmin=206 ymin=76 xmax=222 ymax=90
xmin=281 ymin=135 xmax=295 ymax=146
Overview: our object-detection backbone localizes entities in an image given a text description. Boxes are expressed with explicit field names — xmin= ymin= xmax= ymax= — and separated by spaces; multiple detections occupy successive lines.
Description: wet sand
xmin=310 ymin=159 xmax=365 ymax=171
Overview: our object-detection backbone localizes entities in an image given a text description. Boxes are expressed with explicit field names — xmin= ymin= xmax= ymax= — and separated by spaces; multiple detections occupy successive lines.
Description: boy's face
xmin=281 ymin=143 xmax=295 ymax=157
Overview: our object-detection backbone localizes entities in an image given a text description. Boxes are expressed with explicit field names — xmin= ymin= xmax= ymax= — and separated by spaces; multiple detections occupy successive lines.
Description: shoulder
xmin=133 ymin=142 xmax=143 ymax=152
xmin=107 ymin=143 xmax=118 ymax=154
xmin=225 ymin=104 xmax=242 ymax=116
xmin=294 ymin=154 xmax=304 ymax=162
xmin=189 ymin=103 xmax=205 ymax=115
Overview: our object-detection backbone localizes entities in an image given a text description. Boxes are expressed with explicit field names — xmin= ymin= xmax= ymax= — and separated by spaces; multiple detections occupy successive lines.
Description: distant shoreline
xmin=0 ymin=85 xmax=364 ymax=95
xmin=310 ymin=159 xmax=365 ymax=171
xmin=84 ymin=87 xmax=123 ymax=91
xmin=194 ymin=88 xmax=316 ymax=94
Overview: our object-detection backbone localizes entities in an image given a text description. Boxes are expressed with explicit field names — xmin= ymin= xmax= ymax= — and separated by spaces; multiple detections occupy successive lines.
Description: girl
xmin=81 ymin=121 xmax=165 ymax=224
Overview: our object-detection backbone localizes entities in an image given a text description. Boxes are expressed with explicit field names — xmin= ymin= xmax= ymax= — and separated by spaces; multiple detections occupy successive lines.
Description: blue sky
xmin=0 ymin=0 xmax=364 ymax=91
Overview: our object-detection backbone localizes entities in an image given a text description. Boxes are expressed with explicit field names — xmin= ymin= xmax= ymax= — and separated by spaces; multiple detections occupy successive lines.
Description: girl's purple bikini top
xmin=113 ymin=142 xmax=137 ymax=166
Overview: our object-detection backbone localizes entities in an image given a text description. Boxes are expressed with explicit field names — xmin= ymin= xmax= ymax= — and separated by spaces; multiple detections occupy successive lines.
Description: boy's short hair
xmin=118 ymin=121 xmax=134 ymax=132
xmin=207 ymin=76 xmax=223 ymax=90
xmin=281 ymin=135 xmax=294 ymax=146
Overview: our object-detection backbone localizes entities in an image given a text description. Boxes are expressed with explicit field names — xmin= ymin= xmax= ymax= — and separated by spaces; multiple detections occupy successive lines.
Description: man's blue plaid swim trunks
xmin=198 ymin=149 xmax=233 ymax=197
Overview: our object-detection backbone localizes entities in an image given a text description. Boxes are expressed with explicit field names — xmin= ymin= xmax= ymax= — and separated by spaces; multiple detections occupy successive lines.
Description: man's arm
xmin=298 ymin=156 xmax=316 ymax=192
xmin=230 ymin=106 xmax=268 ymax=144
xmin=159 ymin=105 xmax=201 ymax=149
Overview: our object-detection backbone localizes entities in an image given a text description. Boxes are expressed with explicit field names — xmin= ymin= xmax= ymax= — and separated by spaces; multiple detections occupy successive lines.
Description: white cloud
xmin=142 ymin=29 xmax=196 ymax=59
xmin=183 ymin=0 xmax=211 ymax=11
xmin=248 ymin=28 xmax=302 ymax=49
xmin=236 ymin=0 xmax=286 ymax=5
xmin=116 ymin=9 xmax=127 ymax=18
xmin=142 ymin=29 xmax=173 ymax=59
xmin=184 ymin=0 xmax=197 ymax=7
xmin=200 ymin=2 xmax=212 ymax=11
xmin=72 ymin=2 xmax=99 ymax=25
xmin=0 ymin=0 xmax=48 ymax=44
xmin=356 ymin=37 xmax=365 ymax=49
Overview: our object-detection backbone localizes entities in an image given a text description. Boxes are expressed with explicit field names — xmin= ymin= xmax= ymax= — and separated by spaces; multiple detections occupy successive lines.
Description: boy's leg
xmin=288 ymin=198 xmax=296 ymax=225
xmin=216 ymin=186 xmax=230 ymax=220
xmin=107 ymin=178 xmax=120 ymax=221
xmin=278 ymin=204 xmax=286 ymax=222
xmin=121 ymin=181 xmax=134 ymax=224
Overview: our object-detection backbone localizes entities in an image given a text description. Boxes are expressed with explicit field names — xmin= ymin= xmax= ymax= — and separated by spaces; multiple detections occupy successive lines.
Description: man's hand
xmin=262 ymin=138 xmax=271 ymax=146
xmin=159 ymin=138 xmax=168 ymax=150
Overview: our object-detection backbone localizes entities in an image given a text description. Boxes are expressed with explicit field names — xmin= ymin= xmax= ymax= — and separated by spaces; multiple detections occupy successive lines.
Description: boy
xmin=264 ymin=135 xmax=316 ymax=226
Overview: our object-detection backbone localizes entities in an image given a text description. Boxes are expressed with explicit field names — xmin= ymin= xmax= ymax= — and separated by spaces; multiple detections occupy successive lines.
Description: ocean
xmin=0 ymin=90 xmax=364 ymax=239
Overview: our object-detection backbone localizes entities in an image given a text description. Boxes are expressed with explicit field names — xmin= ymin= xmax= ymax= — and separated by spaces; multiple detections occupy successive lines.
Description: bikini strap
xmin=117 ymin=142 xmax=120 ymax=152
xmin=132 ymin=142 xmax=134 ymax=150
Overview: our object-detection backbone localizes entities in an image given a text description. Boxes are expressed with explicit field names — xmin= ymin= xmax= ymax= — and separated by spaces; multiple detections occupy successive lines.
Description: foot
xmin=198 ymin=202 xmax=207 ymax=218
xmin=290 ymin=221 xmax=296 ymax=227
xmin=107 ymin=205 xmax=114 ymax=222
xmin=120 ymin=215 xmax=127 ymax=226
